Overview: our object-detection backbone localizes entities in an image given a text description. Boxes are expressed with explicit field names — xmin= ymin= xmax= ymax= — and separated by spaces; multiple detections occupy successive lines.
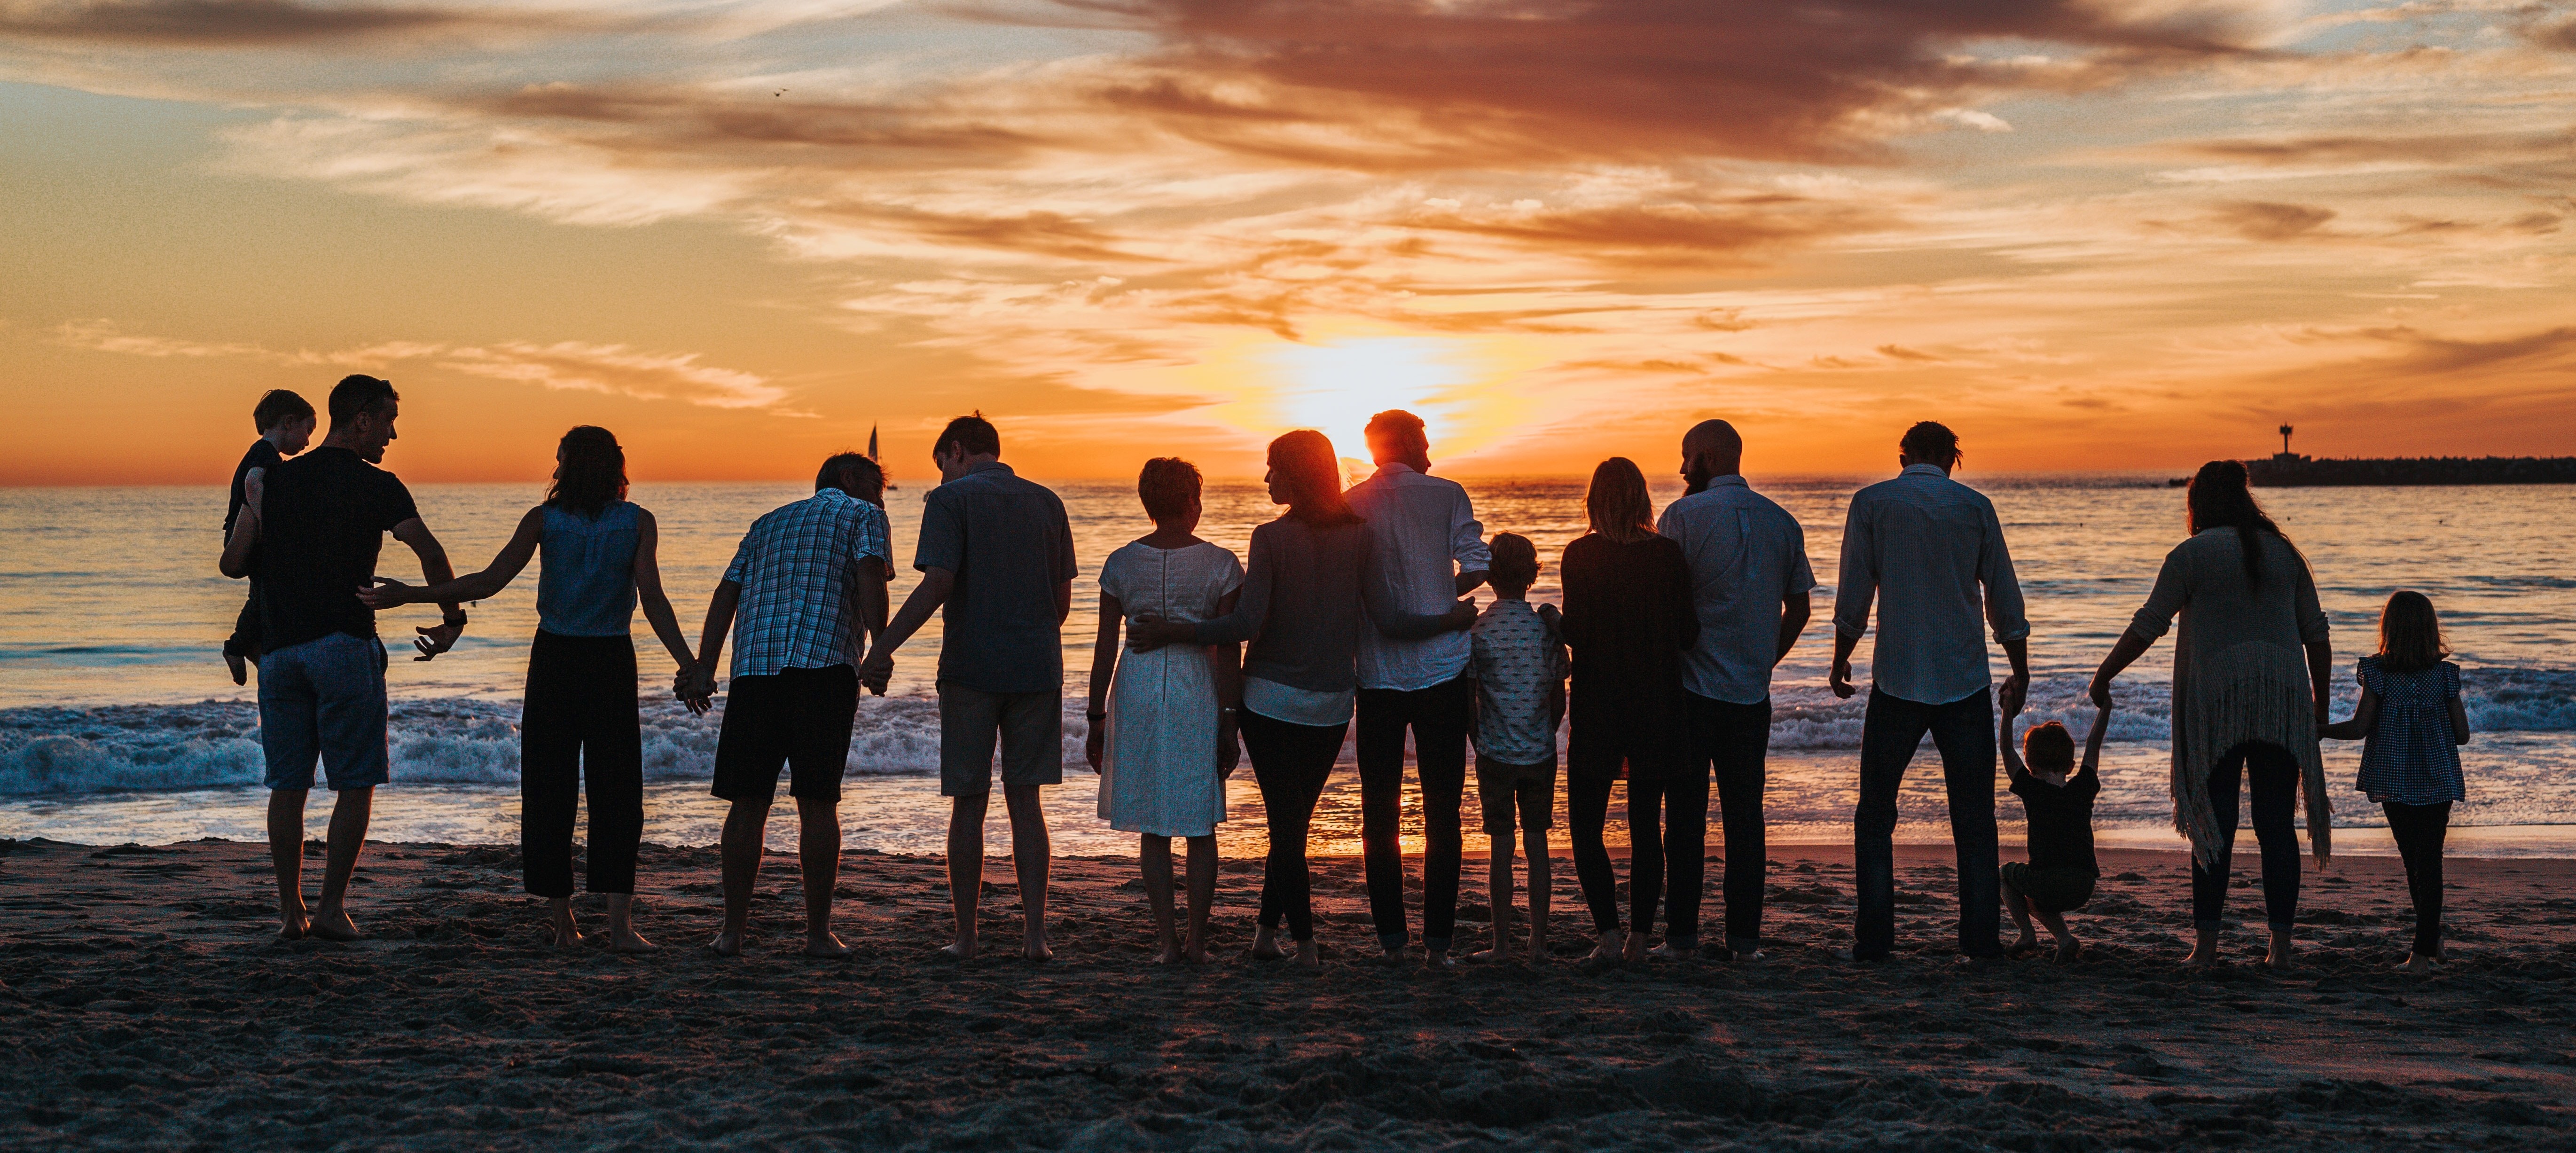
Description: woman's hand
xmin=1085 ymin=714 xmax=1106 ymax=772
xmin=357 ymin=577 xmax=415 ymax=610
xmin=1218 ymin=712 xmax=1241 ymax=778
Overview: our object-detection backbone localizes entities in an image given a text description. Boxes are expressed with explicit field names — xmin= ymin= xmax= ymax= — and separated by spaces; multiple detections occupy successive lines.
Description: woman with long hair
xmin=360 ymin=425 xmax=698 ymax=951
xmin=2090 ymin=459 xmax=2332 ymax=969
xmin=1558 ymin=457 xmax=1698 ymax=964
xmin=1129 ymin=430 xmax=1467 ymax=966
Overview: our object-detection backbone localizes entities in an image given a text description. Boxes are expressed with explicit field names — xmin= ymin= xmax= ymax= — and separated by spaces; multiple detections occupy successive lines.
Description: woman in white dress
xmin=1084 ymin=458 xmax=1244 ymax=963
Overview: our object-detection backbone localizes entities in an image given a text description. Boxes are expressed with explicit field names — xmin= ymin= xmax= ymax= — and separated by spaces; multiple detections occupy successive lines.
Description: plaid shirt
xmin=721 ymin=488 xmax=891 ymax=679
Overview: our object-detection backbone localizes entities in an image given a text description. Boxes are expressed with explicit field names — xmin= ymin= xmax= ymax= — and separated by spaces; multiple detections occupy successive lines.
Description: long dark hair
xmin=2377 ymin=590 xmax=2449 ymax=674
xmin=547 ymin=425 xmax=628 ymax=518
xmin=2185 ymin=460 xmax=2291 ymax=584
xmin=1269 ymin=430 xmax=1360 ymax=526
xmin=1584 ymin=457 xmax=1657 ymax=545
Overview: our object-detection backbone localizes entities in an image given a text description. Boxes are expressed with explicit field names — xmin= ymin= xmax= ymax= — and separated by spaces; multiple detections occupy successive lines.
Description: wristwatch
xmin=442 ymin=610 xmax=470 ymax=627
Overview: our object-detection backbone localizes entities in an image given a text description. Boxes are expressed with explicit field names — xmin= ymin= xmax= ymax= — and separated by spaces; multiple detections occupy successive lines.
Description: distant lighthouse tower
xmin=2278 ymin=424 xmax=2296 ymax=460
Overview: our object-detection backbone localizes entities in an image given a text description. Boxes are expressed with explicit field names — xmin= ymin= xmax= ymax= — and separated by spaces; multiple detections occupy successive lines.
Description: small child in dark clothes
xmin=2000 ymin=703 xmax=2108 ymax=963
xmin=222 ymin=389 xmax=317 ymax=684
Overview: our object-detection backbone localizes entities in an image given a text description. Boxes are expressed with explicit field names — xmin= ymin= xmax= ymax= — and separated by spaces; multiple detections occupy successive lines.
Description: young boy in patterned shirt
xmin=1465 ymin=533 xmax=1566 ymax=965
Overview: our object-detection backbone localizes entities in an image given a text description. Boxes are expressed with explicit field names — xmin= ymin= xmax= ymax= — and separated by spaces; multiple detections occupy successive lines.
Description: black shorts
xmin=2000 ymin=861 xmax=2096 ymax=915
xmin=712 ymin=665 xmax=858 ymax=805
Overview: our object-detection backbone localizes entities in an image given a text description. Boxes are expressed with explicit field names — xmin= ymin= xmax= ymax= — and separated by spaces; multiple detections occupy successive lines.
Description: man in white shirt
xmin=1347 ymin=410 xmax=1488 ymax=970
xmin=1655 ymin=420 xmax=1815 ymax=962
xmin=1831 ymin=421 xmax=2030 ymax=963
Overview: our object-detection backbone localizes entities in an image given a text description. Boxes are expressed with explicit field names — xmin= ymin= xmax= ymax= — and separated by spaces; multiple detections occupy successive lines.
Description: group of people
xmin=219 ymin=376 xmax=2474 ymax=973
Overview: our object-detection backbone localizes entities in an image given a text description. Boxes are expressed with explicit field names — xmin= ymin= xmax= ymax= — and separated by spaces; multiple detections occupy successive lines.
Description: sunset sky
xmin=4 ymin=0 xmax=2571 ymax=484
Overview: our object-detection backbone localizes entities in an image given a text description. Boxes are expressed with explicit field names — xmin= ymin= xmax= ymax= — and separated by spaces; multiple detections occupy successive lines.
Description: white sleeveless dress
xmin=1097 ymin=541 xmax=1244 ymax=837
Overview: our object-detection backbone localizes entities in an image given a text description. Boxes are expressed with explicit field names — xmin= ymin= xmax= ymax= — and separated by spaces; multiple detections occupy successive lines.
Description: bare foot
xmin=225 ymin=652 xmax=248 ymax=686
xmin=708 ymin=929 xmax=744 ymax=957
xmin=938 ymin=937 xmax=977 ymax=961
xmin=1182 ymin=937 xmax=1211 ymax=965
xmin=307 ymin=909 xmax=362 ymax=942
xmin=1292 ymin=940 xmax=1322 ymax=969
xmin=1585 ymin=928 xmax=1627 ymax=965
xmin=1728 ymin=948 xmax=1768 ymax=965
xmin=2181 ymin=945 xmax=2220 ymax=969
xmin=1249 ymin=927 xmax=1286 ymax=961
xmin=609 ymin=927 xmax=658 ymax=955
xmin=1023 ymin=936 xmax=1053 ymax=963
xmin=2262 ymin=935 xmax=2294 ymax=970
xmin=1465 ymin=945 xmax=1511 ymax=964
xmin=1423 ymin=949 xmax=1456 ymax=973
xmin=804 ymin=931 xmax=852 ymax=959
xmin=1375 ymin=945 xmax=1409 ymax=968
xmin=1647 ymin=940 xmax=1696 ymax=962
xmin=546 ymin=903 xmax=582 ymax=948
xmin=2052 ymin=936 xmax=2083 ymax=964
xmin=1622 ymin=933 xmax=1650 ymax=963
xmin=1527 ymin=933 xmax=1548 ymax=966
xmin=2005 ymin=933 xmax=2042 ymax=959
xmin=275 ymin=912 xmax=310 ymax=942
xmin=2396 ymin=952 xmax=2436 ymax=973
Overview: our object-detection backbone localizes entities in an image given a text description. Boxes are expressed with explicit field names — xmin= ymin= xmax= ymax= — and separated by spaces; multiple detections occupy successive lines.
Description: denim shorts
xmin=258 ymin=632 xmax=391 ymax=792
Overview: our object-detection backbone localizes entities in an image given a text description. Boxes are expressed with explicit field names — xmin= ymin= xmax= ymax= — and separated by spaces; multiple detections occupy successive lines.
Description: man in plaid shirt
xmin=685 ymin=453 xmax=891 ymax=958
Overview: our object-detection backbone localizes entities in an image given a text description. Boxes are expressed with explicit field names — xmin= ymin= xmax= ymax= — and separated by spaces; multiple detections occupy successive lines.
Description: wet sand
xmin=2 ymin=837 xmax=2572 ymax=1150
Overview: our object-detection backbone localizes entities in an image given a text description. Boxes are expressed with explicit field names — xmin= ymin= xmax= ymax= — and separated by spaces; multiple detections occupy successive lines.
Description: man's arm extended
xmin=862 ymin=567 xmax=954 ymax=689
xmin=389 ymin=518 xmax=465 ymax=660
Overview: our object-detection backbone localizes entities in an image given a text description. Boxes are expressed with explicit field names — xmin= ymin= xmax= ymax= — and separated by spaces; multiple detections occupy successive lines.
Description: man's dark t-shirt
xmin=225 ymin=439 xmax=283 ymax=536
xmin=912 ymin=461 xmax=1077 ymax=694
xmin=258 ymin=447 xmax=421 ymax=651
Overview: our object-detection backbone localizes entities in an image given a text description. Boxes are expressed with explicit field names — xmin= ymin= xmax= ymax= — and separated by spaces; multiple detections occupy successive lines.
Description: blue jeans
xmin=1854 ymin=687 xmax=2001 ymax=959
xmin=258 ymin=632 xmax=391 ymax=792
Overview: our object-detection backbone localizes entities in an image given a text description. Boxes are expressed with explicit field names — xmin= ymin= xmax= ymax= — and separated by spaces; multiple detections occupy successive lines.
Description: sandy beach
xmin=3 ymin=837 xmax=2571 ymax=1150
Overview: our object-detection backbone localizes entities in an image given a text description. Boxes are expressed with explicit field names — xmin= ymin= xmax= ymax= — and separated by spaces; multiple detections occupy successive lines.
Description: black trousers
xmin=2191 ymin=741 xmax=2302 ymax=933
xmin=1855 ymin=687 xmax=2001 ymax=959
xmin=520 ymin=631 xmax=643 ymax=898
xmin=2384 ymin=800 xmax=2450 ymax=957
xmin=1567 ymin=768 xmax=1663 ymax=936
xmin=1682 ymin=694 xmax=1771 ymax=951
xmin=1243 ymin=709 xmax=1345 ymax=942
xmin=1356 ymin=676 xmax=1471 ymax=952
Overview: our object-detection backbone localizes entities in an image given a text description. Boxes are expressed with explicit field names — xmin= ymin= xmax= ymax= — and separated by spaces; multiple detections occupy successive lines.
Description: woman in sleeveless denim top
xmin=359 ymin=426 xmax=699 ymax=951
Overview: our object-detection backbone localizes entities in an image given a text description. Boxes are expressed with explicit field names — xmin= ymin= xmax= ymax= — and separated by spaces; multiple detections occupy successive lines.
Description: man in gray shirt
xmin=1654 ymin=420 xmax=1815 ymax=962
xmin=1831 ymin=421 xmax=2029 ymax=963
xmin=862 ymin=414 xmax=1077 ymax=961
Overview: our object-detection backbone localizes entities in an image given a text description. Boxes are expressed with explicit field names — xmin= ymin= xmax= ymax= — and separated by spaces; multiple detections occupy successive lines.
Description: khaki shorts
xmin=1474 ymin=754 xmax=1557 ymax=834
xmin=938 ymin=682 xmax=1064 ymax=797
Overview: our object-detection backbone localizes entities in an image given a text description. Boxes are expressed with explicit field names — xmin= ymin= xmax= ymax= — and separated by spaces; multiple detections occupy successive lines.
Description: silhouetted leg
xmin=1566 ymin=765 xmax=1620 ymax=935
xmin=1853 ymin=689 xmax=1931 ymax=959
xmin=1709 ymin=699 xmax=1770 ymax=954
xmin=1929 ymin=689 xmax=2001 ymax=958
xmin=2192 ymin=751 xmax=2246 ymax=934
xmin=2245 ymin=743 xmax=2301 ymax=933
xmin=1417 ymin=678 xmax=1471 ymax=956
xmin=1355 ymin=689 xmax=1411 ymax=954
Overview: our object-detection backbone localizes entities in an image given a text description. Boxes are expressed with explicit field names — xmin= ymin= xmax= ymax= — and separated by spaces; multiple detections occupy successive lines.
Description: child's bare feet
xmin=308 ymin=907 xmax=362 ymax=942
xmin=2051 ymin=935 xmax=2082 ymax=964
xmin=2005 ymin=933 xmax=2041 ymax=958
xmin=709 ymin=928 xmax=744 ymax=957
xmin=1023 ymin=927 xmax=1052 ymax=963
xmin=1528 ymin=929 xmax=1548 ymax=965
xmin=804 ymin=930 xmax=852 ymax=959
xmin=1249 ymin=926 xmax=1286 ymax=961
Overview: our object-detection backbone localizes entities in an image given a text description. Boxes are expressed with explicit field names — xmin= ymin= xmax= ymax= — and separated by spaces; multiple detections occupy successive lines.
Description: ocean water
xmin=3 ymin=475 xmax=2572 ymax=858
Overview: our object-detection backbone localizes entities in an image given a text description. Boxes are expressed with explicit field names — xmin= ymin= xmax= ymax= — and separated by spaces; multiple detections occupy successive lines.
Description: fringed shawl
xmin=2168 ymin=641 xmax=2331 ymax=869
xmin=2130 ymin=529 xmax=2333 ymax=870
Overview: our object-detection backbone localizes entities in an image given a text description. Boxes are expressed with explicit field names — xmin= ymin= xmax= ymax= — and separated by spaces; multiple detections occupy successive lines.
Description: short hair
xmin=815 ymin=452 xmax=882 ymax=496
xmin=2023 ymin=722 xmax=2075 ymax=772
xmin=932 ymin=413 xmax=1001 ymax=460
xmin=1899 ymin=421 xmax=1960 ymax=466
xmin=2376 ymin=589 xmax=2449 ymax=674
xmin=1488 ymin=532 xmax=1539 ymax=589
xmin=1682 ymin=418 xmax=1742 ymax=463
xmin=252 ymin=390 xmax=315 ymax=432
xmin=1364 ymin=409 xmax=1431 ymax=471
xmin=1584 ymin=457 xmax=1657 ymax=545
xmin=327 ymin=375 xmax=399 ymax=426
xmin=547 ymin=426 xmax=628 ymax=518
xmin=1137 ymin=457 xmax=1202 ymax=522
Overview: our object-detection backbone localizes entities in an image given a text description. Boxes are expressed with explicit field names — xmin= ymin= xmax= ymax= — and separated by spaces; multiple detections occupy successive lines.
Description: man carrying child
xmin=1464 ymin=533 xmax=1564 ymax=965
xmin=222 ymin=390 xmax=316 ymax=685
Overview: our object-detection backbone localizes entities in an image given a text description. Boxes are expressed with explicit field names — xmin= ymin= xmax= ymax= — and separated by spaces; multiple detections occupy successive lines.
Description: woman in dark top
xmin=1559 ymin=457 xmax=1698 ymax=964
xmin=1129 ymin=430 xmax=1467 ymax=967
xmin=2000 ymin=706 xmax=2108 ymax=963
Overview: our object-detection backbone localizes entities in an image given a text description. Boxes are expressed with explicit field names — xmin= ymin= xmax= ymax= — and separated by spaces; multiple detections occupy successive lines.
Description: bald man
xmin=1651 ymin=420 xmax=1815 ymax=962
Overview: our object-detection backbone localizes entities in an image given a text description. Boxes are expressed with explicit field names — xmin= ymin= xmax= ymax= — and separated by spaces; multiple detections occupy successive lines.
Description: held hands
xmin=858 ymin=651 xmax=893 ymax=696
xmin=674 ymin=663 xmax=713 ymax=715
xmin=1999 ymin=671 xmax=2030 ymax=718
xmin=2087 ymin=672 xmax=2115 ymax=711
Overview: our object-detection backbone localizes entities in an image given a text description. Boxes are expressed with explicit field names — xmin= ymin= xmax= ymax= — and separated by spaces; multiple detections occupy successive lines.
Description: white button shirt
xmin=1347 ymin=463 xmax=1490 ymax=691
xmin=1657 ymin=476 xmax=1817 ymax=705
xmin=1832 ymin=464 xmax=2029 ymax=706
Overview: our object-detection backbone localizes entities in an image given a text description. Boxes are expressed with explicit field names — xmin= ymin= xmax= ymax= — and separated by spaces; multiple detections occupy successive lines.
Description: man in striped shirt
xmin=686 ymin=454 xmax=892 ymax=958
